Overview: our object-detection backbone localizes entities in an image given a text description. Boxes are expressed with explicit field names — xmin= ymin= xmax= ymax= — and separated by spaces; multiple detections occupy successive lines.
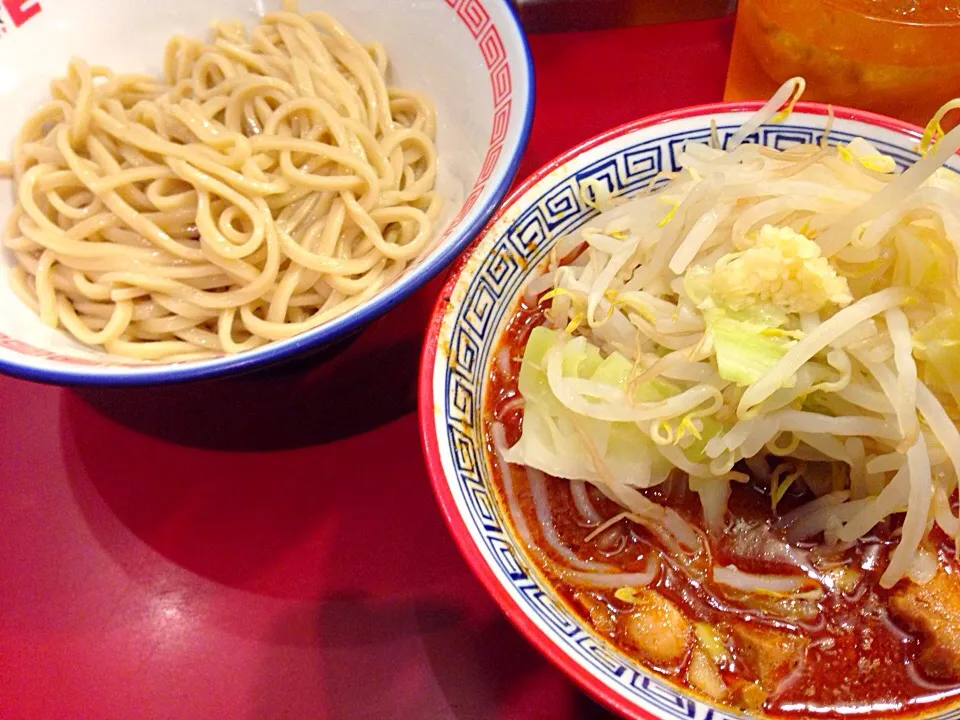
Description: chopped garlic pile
xmin=685 ymin=224 xmax=853 ymax=315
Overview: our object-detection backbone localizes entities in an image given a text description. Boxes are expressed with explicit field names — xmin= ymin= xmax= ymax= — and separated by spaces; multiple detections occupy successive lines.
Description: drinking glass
xmin=724 ymin=0 xmax=960 ymax=127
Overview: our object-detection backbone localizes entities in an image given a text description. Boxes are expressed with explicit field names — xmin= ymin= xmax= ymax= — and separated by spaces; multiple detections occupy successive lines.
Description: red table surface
xmin=0 ymin=18 xmax=733 ymax=720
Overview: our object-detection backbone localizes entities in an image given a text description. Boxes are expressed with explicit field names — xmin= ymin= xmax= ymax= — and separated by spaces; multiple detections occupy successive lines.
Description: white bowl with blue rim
xmin=418 ymin=102 xmax=955 ymax=720
xmin=0 ymin=0 xmax=532 ymax=385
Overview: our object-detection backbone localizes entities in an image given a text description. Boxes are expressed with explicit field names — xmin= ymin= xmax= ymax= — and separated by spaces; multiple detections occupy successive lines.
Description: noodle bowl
xmin=423 ymin=89 xmax=960 ymax=720
xmin=2 ymin=2 xmax=442 ymax=362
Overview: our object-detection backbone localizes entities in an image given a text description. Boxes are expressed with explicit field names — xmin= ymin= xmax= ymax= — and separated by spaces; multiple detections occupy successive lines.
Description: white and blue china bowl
xmin=419 ymin=103 xmax=960 ymax=720
xmin=0 ymin=0 xmax=533 ymax=385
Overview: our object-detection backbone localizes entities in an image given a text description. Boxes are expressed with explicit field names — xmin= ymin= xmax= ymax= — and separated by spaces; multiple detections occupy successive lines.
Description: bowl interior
xmin=0 ymin=0 xmax=530 ymax=382
xmin=423 ymin=106 xmax=960 ymax=720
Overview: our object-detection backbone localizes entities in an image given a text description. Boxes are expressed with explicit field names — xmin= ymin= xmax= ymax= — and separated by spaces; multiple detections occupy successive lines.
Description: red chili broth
xmin=483 ymin=296 xmax=960 ymax=718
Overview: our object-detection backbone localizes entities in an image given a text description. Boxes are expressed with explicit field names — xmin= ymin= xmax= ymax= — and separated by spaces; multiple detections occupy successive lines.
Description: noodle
xmin=2 ymin=1 xmax=442 ymax=361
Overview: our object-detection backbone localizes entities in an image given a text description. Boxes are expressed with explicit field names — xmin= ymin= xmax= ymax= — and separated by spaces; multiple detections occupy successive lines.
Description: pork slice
xmin=728 ymin=623 xmax=809 ymax=691
xmin=890 ymin=570 xmax=960 ymax=682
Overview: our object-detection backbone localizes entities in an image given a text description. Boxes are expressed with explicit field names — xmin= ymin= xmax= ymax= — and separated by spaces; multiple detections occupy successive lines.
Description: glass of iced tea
xmin=724 ymin=0 xmax=960 ymax=126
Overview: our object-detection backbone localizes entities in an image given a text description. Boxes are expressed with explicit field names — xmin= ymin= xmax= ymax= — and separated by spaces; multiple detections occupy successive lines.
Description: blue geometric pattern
xmin=434 ymin=114 xmax=960 ymax=720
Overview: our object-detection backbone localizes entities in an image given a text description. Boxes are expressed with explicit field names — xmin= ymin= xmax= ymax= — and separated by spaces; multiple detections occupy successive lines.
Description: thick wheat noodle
xmin=1 ymin=1 xmax=442 ymax=361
